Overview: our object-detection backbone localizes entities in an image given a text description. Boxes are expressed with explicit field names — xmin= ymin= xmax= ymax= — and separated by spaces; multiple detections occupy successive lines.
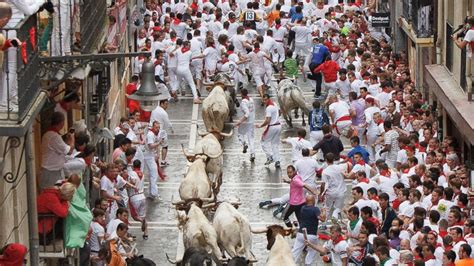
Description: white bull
xmin=202 ymin=73 xmax=237 ymax=132
xmin=277 ymin=79 xmax=310 ymax=128
xmin=168 ymin=203 xmax=224 ymax=264
xmin=251 ymin=225 xmax=296 ymax=266
xmin=213 ymin=202 xmax=255 ymax=261
xmin=177 ymin=148 xmax=223 ymax=204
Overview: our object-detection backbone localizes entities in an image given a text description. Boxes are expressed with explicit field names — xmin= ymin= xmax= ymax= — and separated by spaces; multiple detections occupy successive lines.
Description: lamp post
xmin=128 ymin=60 xmax=167 ymax=111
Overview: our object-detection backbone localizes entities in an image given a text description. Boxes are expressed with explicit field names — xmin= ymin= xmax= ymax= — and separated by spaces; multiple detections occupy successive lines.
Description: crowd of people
xmin=7 ymin=0 xmax=471 ymax=265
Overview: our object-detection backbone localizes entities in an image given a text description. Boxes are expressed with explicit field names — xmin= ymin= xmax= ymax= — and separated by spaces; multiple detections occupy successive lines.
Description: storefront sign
xmin=371 ymin=13 xmax=391 ymax=28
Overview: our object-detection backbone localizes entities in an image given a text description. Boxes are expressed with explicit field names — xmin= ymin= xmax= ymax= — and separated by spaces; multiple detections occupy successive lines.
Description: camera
xmin=454 ymin=16 xmax=474 ymax=39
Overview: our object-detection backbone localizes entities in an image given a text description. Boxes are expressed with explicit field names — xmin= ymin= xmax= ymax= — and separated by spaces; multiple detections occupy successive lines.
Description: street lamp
xmin=128 ymin=60 xmax=167 ymax=111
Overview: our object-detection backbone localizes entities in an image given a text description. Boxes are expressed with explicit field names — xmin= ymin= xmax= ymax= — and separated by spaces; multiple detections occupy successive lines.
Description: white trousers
xmin=191 ymin=59 xmax=203 ymax=80
xmin=333 ymin=120 xmax=352 ymax=138
xmin=1 ymin=46 xmax=18 ymax=107
xmin=366 ymin=132 xmax=378 ymax=163
xmin=176 ymin=67 xmax=198 ymax=99
xmin=325 ymin=193 xmax=345 ymax=219
xmin=144 ymin=157 xmax=159 ymax=198
xmin=168 ymin=67 xmax=178 ymax=92
xmin=238 ymin=123 xmax=255 ymax=155
xmin=261 ymin=125 xmax=281 ymax=162
xmin=271 ymin=193 xmax=289 ymax=205
xmin=292 ymin=232 xmax=319 ymax=265
xmin=51 ymin=0 xmax=72 ymax=56
xmin=310 ymin=130 xmax=324 ymax=146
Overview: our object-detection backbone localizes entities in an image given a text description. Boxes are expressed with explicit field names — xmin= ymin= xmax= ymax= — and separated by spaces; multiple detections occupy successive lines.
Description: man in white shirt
xmin=40 ymin=112 xmax=75 ymax=190
xmin=295 ymin=148 xmax=320 ymax=192
xmin=327 ymin=95 xmax=352 ymax=139
xmin=100 ymin=164 xmax=121 ymax=223
xmin=257 ymin=94 xmax=282 ymax=168
xmin=143 ymin=121 xmax=165 ymax=200
xmin=291 ymin=19 xmax=312 ymax=60
xmin=106 ymin=207 xmax=129 ymax=239
xmin=150 ymin=99 xmax=173 ymax=166
xmin=321 ymin=153 xmax=350 ymax=219
xmin=306 ymin=224 xmax=349 ymax=265
xmin=235 ymin=89 xmax=256 ymax=162
xmin=282 ymin=129 xmax=312 ymax=163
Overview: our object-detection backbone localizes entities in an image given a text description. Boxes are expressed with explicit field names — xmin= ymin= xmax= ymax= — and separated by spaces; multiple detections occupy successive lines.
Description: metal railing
xmin=1 ymin=14 xmax=40 ymax=121
xmin=81 ymin=0 xmax=107 ymax=53
xmin=402 ymin=0 xmax=434 ymax=38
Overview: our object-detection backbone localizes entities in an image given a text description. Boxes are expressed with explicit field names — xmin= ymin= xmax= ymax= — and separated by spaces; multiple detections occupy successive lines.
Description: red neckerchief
xmin=424 ymin=255 xmax=435 ymax=262
xmin=266 ymin=99 xmax=274 ymax=106
xmin=190 ymin=2 xmax=198 ymax=10
xmin=380 ymin=169 xmax=391 ymax=177
xmin=275 ymin=24 xmax=281 ymax=30
xmin=227 ymin=50 xmax=233 ymax=55
xmin=229 ymin=18 xmax=236 ymax=23
xmin=134 ymin=168 xmax=143 ymax=180
xmin=439 ymin=230 xmax=448 ymax=238
xmin=367 ymin=217 xmax=380 ymax=228
xmin=359 ymin=177 xmax=369 ymax=184
xmin=454 ymin=221 xmax=464 ymax=227
xmin=47 ymin=127 xmax=61 ymax=134
xmin=371 ymin=195 xmax=379 ymax=202
xmin=376 ymin=118 xmax=384 ymax=125
xmin=242 ymin=96 xmax=249 ymax=100
xmin=84 ymin=157 xmax=92 ymax=166
xmin=171 ymin=37 xmax=176 ymax=42
xmin=60 ymin=101 xmax=69 ymax=111
xmin=356 ymin=160 xmax=365 ymax=166
xmin=402 ymin=168 xmax=409 ymax=174
xmin=333 ymin=235 xmax=345 ymax=245
xmin=435 ymin=242 xmax=443 ymax=248
xmin=221 ymin=58 xmax=229 ymax=64
xmin=173 ymin=18 xmax=181 ymax=25
xmin=453 ymin=238 xmax=466 ymax=245
xmin=181 ymin=47 xmax=190 ymax=53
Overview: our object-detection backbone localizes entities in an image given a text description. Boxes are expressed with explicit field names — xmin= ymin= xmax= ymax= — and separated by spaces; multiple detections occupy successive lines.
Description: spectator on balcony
xmin=37 ymin=181 xmax=76 ymax=244
xmin=40 ymin=112 xmax=75 ymax=191
xmin=51 ymin=0 xmax=73 ymax=56
xmin=452 ymin=17 xmax=474 ymax=57
xmin=0 ymin=243 xmax=28 ymax=266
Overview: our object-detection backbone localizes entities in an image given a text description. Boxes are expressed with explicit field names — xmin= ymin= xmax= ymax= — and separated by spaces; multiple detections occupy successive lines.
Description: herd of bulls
xmin=167 ymin=75 xmax=308 ymax=265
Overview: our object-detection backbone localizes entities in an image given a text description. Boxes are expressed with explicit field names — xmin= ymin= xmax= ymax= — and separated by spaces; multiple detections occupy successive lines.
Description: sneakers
xmin=160 ymin=161 xmax=170 ymax=167
xmin=250 ymin=154 xmax=255 ymax=162
xmin=275 ymin=161 xmax=281 ymax=168
xmin=243 ymin=143 xmax=248 ymax=154
xmin=259 ymin=200 xmax=272 ymax=208
xmin=264 ymin=157 xmax=274 ymax=165
xmin=273 ymin=204 xmax=285 ymax=218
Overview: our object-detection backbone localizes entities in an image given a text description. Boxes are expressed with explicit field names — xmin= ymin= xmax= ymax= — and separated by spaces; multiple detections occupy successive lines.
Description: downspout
xmin=436 ymin=0 xmax=443 ymax=64
xmin=25 ymin=128 xmax=39 ymax=265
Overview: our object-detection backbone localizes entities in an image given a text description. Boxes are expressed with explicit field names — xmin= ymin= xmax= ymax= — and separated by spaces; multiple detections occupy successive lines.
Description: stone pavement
xmin=128 ymin=77 xmax=352 ymax=265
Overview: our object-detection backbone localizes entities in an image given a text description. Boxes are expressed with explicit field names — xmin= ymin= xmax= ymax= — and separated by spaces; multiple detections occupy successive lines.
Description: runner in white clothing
xmin=320 ymin=152 xmax=351 ymax=219
xmin=174 ymin=40 xmax=203 ymax=104
xmin=234 ymin=89 xmax=256 ymax=162
xmin=257 ymin=94 xmax=281 ymax=168
xmin=282 ymin=129 xmax=313 ymax=163
xmin=328 ymin=95 xmax=352 ymax=138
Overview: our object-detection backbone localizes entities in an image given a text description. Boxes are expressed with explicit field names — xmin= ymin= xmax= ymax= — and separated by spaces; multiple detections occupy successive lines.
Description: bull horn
xmin=172 ymin=200 xmax=185 ymax=205
xmin=201 ymin=202 xmax=217 ymax=208
xmin=219 ymin=128 xmax=233 ymax=138
xmin=165 ymin=253 xmax=178 ymax=264
xmin=181 ymin=143 xmax=195 ymax=159
xmin=251 ymin=227 xmax=268 ymax=234
xmin=198 ymin=130 xmax=209 ymax=137
xmin=202 ymin=81 xmax=215 ymax=87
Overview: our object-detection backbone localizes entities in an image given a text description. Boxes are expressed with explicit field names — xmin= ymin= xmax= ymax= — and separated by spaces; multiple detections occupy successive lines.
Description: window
xmin=446 ymin=22 xmax=454 ymax=72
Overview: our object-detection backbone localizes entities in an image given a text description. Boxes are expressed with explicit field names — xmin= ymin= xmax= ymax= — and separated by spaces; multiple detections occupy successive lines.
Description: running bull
xmin=202 ymin=73 xmax=238 ymax=132
xmin=251 ymin=225 xmax=297 ymax=266
xmin=213 ymin=202 xmax=257 ymax=264
xmin=277 ymin=79 xmax=310 ymax=128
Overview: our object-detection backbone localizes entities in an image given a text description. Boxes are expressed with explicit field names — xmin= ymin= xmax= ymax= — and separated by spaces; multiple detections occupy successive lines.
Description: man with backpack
xmin=308 ymin=101 xmax=330 ymax=146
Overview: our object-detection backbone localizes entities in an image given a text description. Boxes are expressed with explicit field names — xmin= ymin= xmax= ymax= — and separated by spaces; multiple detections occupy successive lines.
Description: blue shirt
xmin=299 ymin=205 xmax=321 ymax=235
xmin=347 ymin=145 xmax=370 ymax=163
xmin=310 ymin=44 xmax=330 ymax=65
xmin=291 ymin=13 xmax=303 ymax=23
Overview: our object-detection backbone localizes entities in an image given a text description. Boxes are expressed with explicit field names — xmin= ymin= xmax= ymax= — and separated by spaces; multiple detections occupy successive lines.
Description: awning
xmin=425 ymin=65 xmax=474 ymax=145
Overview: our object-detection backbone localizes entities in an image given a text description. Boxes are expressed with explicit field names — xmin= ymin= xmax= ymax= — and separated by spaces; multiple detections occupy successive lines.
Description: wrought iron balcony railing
xmin=402 ymin=0 xmax=434 ymax=38
xmin=1 ymin=14 xmax=40 ymax=122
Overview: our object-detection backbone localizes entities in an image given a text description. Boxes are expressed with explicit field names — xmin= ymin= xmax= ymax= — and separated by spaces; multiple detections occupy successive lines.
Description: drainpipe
xmin=25 ymin=128 xmax=39 ymax=265
xmin=436 ymin=0 xmax=443 ymax=64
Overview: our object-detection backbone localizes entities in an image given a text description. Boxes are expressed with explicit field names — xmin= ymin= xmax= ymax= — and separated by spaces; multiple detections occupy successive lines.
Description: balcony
xmin=0 ymin=14 xmax=46 ymax=131
xmin=399 ymin=0 xmax=435 ymax=45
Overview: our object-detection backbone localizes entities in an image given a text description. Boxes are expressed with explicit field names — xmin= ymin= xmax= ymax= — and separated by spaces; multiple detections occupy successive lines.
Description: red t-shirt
xmin=314 ymin=60 xmax=340 ymax=83
xmin=126 ymin=83 xmax=139 ymax=109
